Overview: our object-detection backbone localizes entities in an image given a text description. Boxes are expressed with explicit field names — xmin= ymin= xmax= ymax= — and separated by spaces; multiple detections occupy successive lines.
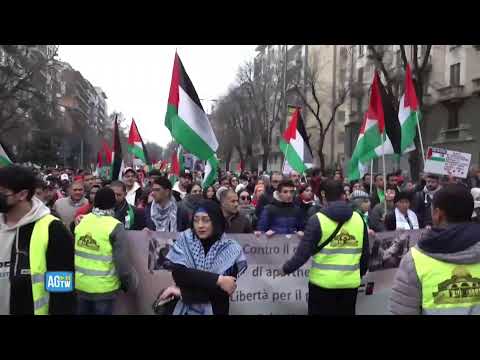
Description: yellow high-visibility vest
xmin=74 ymin=213 xmax=121 ymax=294
xmin=30 ymin=214 xmax=59 ymax=315
xmin=309 ymin=212 xmax=364 ymax=289
xmin=411 ymin=247 xmax=480 ymax=315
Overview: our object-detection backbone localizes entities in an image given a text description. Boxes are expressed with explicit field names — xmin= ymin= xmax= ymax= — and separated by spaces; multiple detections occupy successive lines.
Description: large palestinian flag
xmin=127 ymin=118 xmax=150 ymax=164
xmin=0 ymin=141 xmax=14 ymax=167
xmin=165 ymin=52 xmax=219 ymax=188
xmin=279 ymin=108 xmax=313 ymax=174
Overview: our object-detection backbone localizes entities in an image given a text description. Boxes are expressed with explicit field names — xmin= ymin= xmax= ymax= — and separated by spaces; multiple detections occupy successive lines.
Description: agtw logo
xmin=45 ymin=272 xmax=74 ymax=292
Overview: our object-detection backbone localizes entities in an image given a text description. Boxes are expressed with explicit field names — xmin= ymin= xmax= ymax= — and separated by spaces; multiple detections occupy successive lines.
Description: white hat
xmin=235 ymin=184 xmax=246 ymax=193
xmin=60 ymin=174 xmax=69 ymax=181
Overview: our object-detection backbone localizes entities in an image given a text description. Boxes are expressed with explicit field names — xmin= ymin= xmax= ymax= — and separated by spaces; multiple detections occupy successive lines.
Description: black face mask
xmin=0 ymin=193 xmax=15 ymax=214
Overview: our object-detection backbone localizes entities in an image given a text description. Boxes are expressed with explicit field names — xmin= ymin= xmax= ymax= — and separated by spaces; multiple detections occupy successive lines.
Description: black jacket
xmin=412 ymin=189 xmax=434 ymax=228
xmin=282 ymin=201 xmax=369 ymax=280
xmin=9 ymin=220 xmax=76 ymax=315
xmin=114 ymin=200 xmax=146 ymax=230
xmin=144 ymin=202 xmax=190 ymax=232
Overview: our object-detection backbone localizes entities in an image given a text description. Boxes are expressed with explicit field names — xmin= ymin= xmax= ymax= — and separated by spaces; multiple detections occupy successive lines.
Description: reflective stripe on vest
xmin=411 ymin=247 xmax=480 ymax=315
xmin=29 ymin=214 xmax=58 ymax=315
xmin=309 ymin=212 xmax=364 ymax=289
xmin=74 ymin=213 xmax=121 ymax=294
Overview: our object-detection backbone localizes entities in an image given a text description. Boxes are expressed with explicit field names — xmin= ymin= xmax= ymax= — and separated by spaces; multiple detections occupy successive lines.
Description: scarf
xmin=166 ymin=229 xmax=247 ymax=315
xmin=395 ymin=208 xmax=419 ymax=230
xmin=423 ymin=185 xmax=440 ymax=203
xmin=150 ymin=197 xmax=178 ymax=232
xmin=91 ymin=207 xmax=115 ymax=217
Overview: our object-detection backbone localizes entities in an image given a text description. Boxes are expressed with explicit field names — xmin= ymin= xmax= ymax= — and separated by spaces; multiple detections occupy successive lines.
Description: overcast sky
xmin=58 ymin=45 xmax=257 ymax=147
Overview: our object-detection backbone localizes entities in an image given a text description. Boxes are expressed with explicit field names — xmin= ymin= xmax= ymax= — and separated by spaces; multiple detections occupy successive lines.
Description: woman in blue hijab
xmin=160 ymin=199 xmax=247 ymax=315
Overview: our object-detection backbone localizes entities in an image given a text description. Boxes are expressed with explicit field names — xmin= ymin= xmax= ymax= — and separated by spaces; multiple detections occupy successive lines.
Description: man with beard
xmin=110 ymin=181 xmax=145 ymax=230
xmin=412 ymin=174 xmax=441 ymax=229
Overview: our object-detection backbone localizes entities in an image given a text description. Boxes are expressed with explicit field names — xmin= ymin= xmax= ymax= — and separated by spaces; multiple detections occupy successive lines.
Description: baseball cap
xmin=123 ymin=167 xmax=137 ymax=176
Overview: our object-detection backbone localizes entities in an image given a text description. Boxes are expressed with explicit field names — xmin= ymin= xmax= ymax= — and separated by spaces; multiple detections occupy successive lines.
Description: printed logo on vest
xmin=330 ymin=230 xmax=358 ymax=247
xmin=45 ymin=271 xmax=74 ymax=292
xmin=433 ymin=266 xmax=480 ymax=304
xmin=77 ymin=233 xmax=100 ymax=251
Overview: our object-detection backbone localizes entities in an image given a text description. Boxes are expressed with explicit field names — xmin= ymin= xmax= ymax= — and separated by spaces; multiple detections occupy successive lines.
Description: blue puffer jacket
xmin=256 ymin=194 xmax=305 ymax=235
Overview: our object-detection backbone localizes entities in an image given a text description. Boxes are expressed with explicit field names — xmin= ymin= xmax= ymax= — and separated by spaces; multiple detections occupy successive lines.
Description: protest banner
xmin=115 ymin=229 xmax=426 ymax=315
xmin=424 ymin=147 xmax=472 ymax=179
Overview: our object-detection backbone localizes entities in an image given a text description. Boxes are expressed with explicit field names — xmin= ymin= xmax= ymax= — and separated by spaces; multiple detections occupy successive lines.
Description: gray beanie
xmin=350 ymin=190 xmax=370 ymax=201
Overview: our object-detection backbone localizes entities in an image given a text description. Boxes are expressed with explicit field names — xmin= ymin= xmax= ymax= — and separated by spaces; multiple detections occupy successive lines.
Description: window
xmin=357 ymin=67 xmax=364 ymax=84
xmin=358 ymin=45 xmax=364 ymax=57
xmin=450 ymin=63 xmax=460 ymax=86
xmin=447 ymin=105 xmax=459 ymax=129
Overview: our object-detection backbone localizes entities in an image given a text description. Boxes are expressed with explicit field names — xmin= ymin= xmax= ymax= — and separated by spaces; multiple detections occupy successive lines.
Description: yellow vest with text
xmin=74 ymin=213 xmax=121 ymax=294
xmin=411 ymin=247 xmax=480 ymax=315
xmin=309 ymin=212 xmax=364 ymax=289
xmin=29 ymin=214 xmax=59 ymax=315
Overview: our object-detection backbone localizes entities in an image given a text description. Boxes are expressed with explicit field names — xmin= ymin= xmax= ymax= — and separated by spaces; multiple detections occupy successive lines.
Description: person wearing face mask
xmin=0 ymin=166 xmax=76 ymax=315
xmin=159 ymin=200 xmax=247 ymax=315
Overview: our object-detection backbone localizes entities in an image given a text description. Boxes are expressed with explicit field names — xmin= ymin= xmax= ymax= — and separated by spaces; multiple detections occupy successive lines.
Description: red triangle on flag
xmin=128 ymin=118 xmax=142 ymax=145
xmin=404 ymin=64 xmax=419 ymax=111
xmin=283 ymin=108 xmax=300 ymax=142
xmin=366 ymin=72 xmax=385 ymax=134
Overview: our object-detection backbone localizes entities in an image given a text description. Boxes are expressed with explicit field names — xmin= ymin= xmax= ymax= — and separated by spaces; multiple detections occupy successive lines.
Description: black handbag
xmin=152 ymin=288 xmax=179 ymax=315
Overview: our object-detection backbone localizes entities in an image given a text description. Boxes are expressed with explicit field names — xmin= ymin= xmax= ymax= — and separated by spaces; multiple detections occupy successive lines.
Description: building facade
xmin=342 ymin=45 xmax=480 ymax=177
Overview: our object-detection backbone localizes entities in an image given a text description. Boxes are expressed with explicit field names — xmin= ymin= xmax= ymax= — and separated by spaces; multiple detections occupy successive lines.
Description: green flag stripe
xmin=400 ymin=111 xmax=420 ymax=153
xmin=279 ymin=139 xmax=307 ymax=174
xmin=127 ymin=144 xmax=146 ymax=162
xmin=166 ymin=105 xmax=215 ymax=161
xmin=0 ymin=156 xmax=12 ymax=167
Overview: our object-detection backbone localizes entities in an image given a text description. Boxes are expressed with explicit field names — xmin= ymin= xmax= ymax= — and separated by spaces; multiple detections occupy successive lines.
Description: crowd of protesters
xmin=1 ymin=162 xmax=480 ymax=315
xmin=28 ymin=164 xmax=480 ymax=237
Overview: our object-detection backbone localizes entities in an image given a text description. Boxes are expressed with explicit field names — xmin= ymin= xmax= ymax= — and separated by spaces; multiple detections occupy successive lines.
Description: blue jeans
xmin=77 ymin=298 xmax=115 ymax=315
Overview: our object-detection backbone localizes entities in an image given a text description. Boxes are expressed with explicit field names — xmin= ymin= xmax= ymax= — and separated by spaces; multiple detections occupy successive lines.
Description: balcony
xmin=472 ymin=78 xmax=480 ymax=95
xmin=437 ymin=85 xmax=466 ymax=103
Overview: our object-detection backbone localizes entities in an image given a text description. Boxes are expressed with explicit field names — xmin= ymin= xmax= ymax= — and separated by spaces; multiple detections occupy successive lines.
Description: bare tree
xmin=237 ymin=50 xmax=287 ymax=171
xmin=293 ymin=57 xmax=350 ymax=173
xmin=367 ymin=45 xmax=432 ymax=181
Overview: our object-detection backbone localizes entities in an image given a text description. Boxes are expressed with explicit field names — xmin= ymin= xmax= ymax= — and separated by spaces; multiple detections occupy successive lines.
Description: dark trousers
xmin=308 ymin=283 xmax=358 ymax=316
xmin=77 ymin=298 xmax=115 ymax=315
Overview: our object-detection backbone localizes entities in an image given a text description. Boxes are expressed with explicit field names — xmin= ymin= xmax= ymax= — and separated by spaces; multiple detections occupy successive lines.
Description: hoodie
xmin=282 ymin=200 xmax=370 ymax=279
xmin=0 ymin=197 xmax=76 ymax=314
xmin=389 ymin=222 xmax=480 ymax=315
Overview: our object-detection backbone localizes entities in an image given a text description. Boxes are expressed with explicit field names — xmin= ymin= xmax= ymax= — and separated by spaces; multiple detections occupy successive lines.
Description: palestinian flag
xmin=111 ymin=115 xmax=125 ymax=180
xmin=202 ymin=155 xmax=219 ymax=188
xmin=279 ymin=108 xmax=313 ymax=174
xmin=0 ymin=141 xmax=14 ymax=167
xmin=347 ymin=72 xmax=390 ymax=180
xmin=94 ymin=151 xmax=103 ymax=176
xmin=127 ymin=118 xmax=150 ymax=164
xmin=165 ymin=52 xmax=218 ymax=188
xmin=102 ymin=140 xmax=112 ymax=165
xmin=399 ymin=64 xmax=420 ymax=154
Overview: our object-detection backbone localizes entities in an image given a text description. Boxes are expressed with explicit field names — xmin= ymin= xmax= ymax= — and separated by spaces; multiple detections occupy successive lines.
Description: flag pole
xmin=415 ymin=112 xmax=426 ymax=166
xmin=382 ymin=133 xmax=387 ymax=215
xmin=282 ymin=144 xmax=290 ymax=175
xmin=370 ymin=159 xmax=374 ymax=194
